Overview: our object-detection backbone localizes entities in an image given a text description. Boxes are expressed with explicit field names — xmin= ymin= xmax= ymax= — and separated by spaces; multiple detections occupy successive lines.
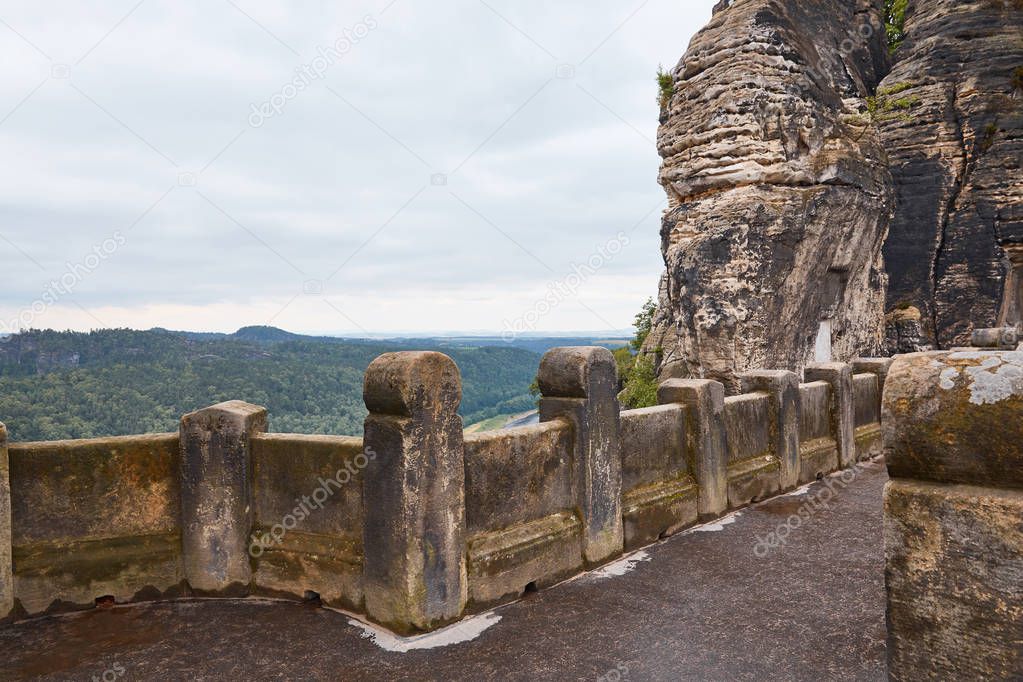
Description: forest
xmin=0 ymin=327 xmax=539 ymax=441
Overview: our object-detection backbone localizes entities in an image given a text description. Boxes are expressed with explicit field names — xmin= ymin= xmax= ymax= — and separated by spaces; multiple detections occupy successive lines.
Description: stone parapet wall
xmin=0 ymin=348 xmax=888 ymax=633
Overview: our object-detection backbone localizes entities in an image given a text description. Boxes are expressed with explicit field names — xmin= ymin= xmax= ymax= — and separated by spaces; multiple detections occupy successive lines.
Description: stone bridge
xmin=1 ymin=335 xmax=1021 ymax=680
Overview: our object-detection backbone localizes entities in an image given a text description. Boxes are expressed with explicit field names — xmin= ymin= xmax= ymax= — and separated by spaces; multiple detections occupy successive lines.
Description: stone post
xmin=657 ymin=379 xmax=727 ymax=519
xmin=538 ymin=347 xmax=623 ymax=566
xmin=851 ymin=357 xmax=893 ymax=418
xmin=971 ymin=327 xmax=1020 ymax=349
xmin=884 ymin=350 xmax=1023 ymax=679
xmin=0 ymin=422 xmax=11 ymax=619
xmin=362 ymin=352 xmax=466 ymax=635
xmin=738 ymin=371 xmax=800 ymax=491
xmin=804 ymin=363 xmax=855 ymax=468
xmin=179 ymin=400 xmax=267 ymax=594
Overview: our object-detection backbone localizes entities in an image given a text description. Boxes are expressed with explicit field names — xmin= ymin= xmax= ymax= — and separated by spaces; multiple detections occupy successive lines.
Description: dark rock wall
xmin=880 ymin=0 xmax=1023 ymax=348
xmin=646 ymin=0 xmax=893 ymax=391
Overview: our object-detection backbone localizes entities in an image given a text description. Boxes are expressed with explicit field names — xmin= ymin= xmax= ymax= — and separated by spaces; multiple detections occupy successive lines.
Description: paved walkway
xmin=1 ymin=460 xmax=888 ymax=681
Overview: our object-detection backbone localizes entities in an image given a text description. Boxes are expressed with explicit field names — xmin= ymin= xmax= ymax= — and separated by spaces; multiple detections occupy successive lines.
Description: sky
xmin=0 ymin=0 xmax=716 ymax=336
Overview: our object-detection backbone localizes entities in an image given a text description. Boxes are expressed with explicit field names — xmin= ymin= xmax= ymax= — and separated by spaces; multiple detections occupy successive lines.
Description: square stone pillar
xmin=738 ymin=370 xmax=801 ymax=491
xmin=539 ymin=347 xmax=623 ymax=566
xmin=658 ymin=379 xmax=727 ymax=519
xmin=362 ymin=352 xmax=466 ymax=635
xmin=884 ymin=350 xmax=1023 ymax=679
xmin=804 ymin=363 xmax=855 ymax=468
xmin=852 ymin=357 xmax=893 ymax=419
xmin=179 ymin=401 xmax=267 ymax=594
xmin=0 ymin=422 xmax=11 ymax=619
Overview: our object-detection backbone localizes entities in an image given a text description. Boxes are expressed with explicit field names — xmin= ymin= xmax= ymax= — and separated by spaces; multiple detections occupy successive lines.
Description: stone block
xmin=180 ymin=401 xmax=267 ymax=595
xmin=738 ymin=370 xmax=800 ymax=490
xmin=884 ymin=348 xmax=1023 ymax=679
xmin=11 ymin=434 xmax=182 ymax=615
xmin=851 ymin=357 xmax=893 ymax=415
xmin=804 ymin=363 xmax=855 ymax=467
xmin=658 ymin=379 xmax=728 ymax=518
xmin=362 ymin=351 xmax=466 ymax=635
xmin=539 ymin=347 xmax=623 ymax=566
xmin=885 ymin=480 xmax=1023 ymax=679
xmin=883 ymin=350 xmax=1023 ymax=489
xmin=620 ymin=404 xmax=697 ymax=548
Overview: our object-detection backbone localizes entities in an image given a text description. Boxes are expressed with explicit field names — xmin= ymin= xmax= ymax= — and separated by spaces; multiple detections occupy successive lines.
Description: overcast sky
xmin=0 ymin=0 xmax=715 ymax=336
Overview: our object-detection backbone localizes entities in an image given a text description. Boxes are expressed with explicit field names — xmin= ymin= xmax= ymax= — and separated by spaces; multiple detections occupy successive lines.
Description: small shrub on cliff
xmin=619 ymin=352 xmax=659 ymax=409
xmin=615 ymin=297 xmax=660 ymax=409
xmin=656 ymin=65 xmax=675 ymax=109
xmin=884 ymin=0 xmax=909 ymax=52
xmin=1013 ymin=66 xmax=1023 ymax=92
xmin=865 ymin=87 xmax=920 ymax=124
xmin=631 ymin=297 xmax=657 ymax=351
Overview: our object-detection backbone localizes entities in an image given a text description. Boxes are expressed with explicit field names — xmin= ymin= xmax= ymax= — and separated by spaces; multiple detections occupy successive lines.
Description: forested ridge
xmin=0 ymin=327 xmax=538 ymax=441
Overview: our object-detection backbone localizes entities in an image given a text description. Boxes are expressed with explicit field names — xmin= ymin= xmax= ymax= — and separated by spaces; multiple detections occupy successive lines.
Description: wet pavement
xmin=1 ymin=459 xmax=888 ymax=681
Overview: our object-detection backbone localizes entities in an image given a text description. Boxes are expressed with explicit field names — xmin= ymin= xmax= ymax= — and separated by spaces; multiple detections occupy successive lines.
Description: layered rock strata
xmin=646 ymin=0 xmax=893 ymax=391
xmin=879 ymin=0 xmax=1023 ymax=348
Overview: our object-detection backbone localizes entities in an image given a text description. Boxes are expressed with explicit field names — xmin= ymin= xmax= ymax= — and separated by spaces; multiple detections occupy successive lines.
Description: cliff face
xmin=879 ymin=0 xmax=1023 ymax=349
xmin=646 ymin=0 xmax=893 ymax=391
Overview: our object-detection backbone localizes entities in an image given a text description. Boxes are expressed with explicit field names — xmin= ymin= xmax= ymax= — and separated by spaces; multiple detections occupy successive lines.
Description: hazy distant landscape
xmin=0 ymin=327 xmax=627 ymax=442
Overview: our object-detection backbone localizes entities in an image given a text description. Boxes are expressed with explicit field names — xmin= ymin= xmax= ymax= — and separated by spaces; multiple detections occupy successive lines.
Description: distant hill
xmin=0 ymin=328 xmax=547 ymax=442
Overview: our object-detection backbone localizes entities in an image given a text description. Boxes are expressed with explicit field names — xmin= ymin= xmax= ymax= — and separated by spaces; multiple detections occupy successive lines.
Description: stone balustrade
xmin=0 ymin=348 xmax=888 ymax=634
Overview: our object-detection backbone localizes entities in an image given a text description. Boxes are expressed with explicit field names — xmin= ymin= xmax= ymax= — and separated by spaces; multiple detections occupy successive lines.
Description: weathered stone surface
xmin=885 ymin=480 xmax=1023 ymax=680
xmin=738 ymin=370 xmax=800 ymax=490
xmin=249 ymin=433 xmax=365 ymax=611
xmin=852 ymin=373 xmax=883 ymax=459
xmin=884 ymin=346 xmax=1023 ymax=678
xmin=797 ymin=381 xmax=841 ymax=482
xmin=883 ymin=349 xmax=1023 ymax=489
xmin=721 ymin=393 xmax=780 ymax=507
xmin=804 ymin=363 xmax=856 ymax=467
xmin=972 ymin=325 xmax=1021 ymax=349
xmin=463 ymin=421 xmax=581 ymax=607
xmin=180 ymin=401 xmax=267 ymax=595
xmin=620 ymin=404 xmax=698 ymax=549
xmin=645 ymin=0 xmax=893 ymax=390
xmin=0 ymin=423 xmax=10 ymax=620
xmin=539 ymin=347 xmax=623 ymax=566
xmin=9 ymin=434 xmax=183 ymax=616
xmin=658 ymin=379 xmax=728 ymax=518
xmin=851 ymin=357 xmax=894 ymax=406
xmin=362 ymin=352 xmax=466 ymax=635
xmin=880 ymin=0 xmax=1023 ymax=348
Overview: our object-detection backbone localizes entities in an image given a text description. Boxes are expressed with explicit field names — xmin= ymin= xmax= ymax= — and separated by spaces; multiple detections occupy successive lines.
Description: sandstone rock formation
xmin=645 ymin=0 xmax=894 ymax=391
xmin=879 ymin=0 xmax=1023 ymax=349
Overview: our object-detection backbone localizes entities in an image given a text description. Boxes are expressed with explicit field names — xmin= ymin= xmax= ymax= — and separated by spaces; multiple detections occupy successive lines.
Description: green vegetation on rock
xmin=657 ymin=65 xmax=675 ymax=109
xmin=616 ymin=297 xmax=660 ymax=410
xmin=885 ymin=0 xmax=909 ymax=52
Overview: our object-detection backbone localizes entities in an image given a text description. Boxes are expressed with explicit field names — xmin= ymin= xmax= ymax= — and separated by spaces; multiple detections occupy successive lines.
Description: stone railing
xmin=883 ymin=346 xmax=1023 ymax=680
xmin=0 ymin=347 xmax=890 ymax=634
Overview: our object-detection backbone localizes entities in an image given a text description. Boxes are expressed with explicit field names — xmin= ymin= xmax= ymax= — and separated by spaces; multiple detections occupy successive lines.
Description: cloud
xmin=0 ymin=0 xmax=716 ymax=334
